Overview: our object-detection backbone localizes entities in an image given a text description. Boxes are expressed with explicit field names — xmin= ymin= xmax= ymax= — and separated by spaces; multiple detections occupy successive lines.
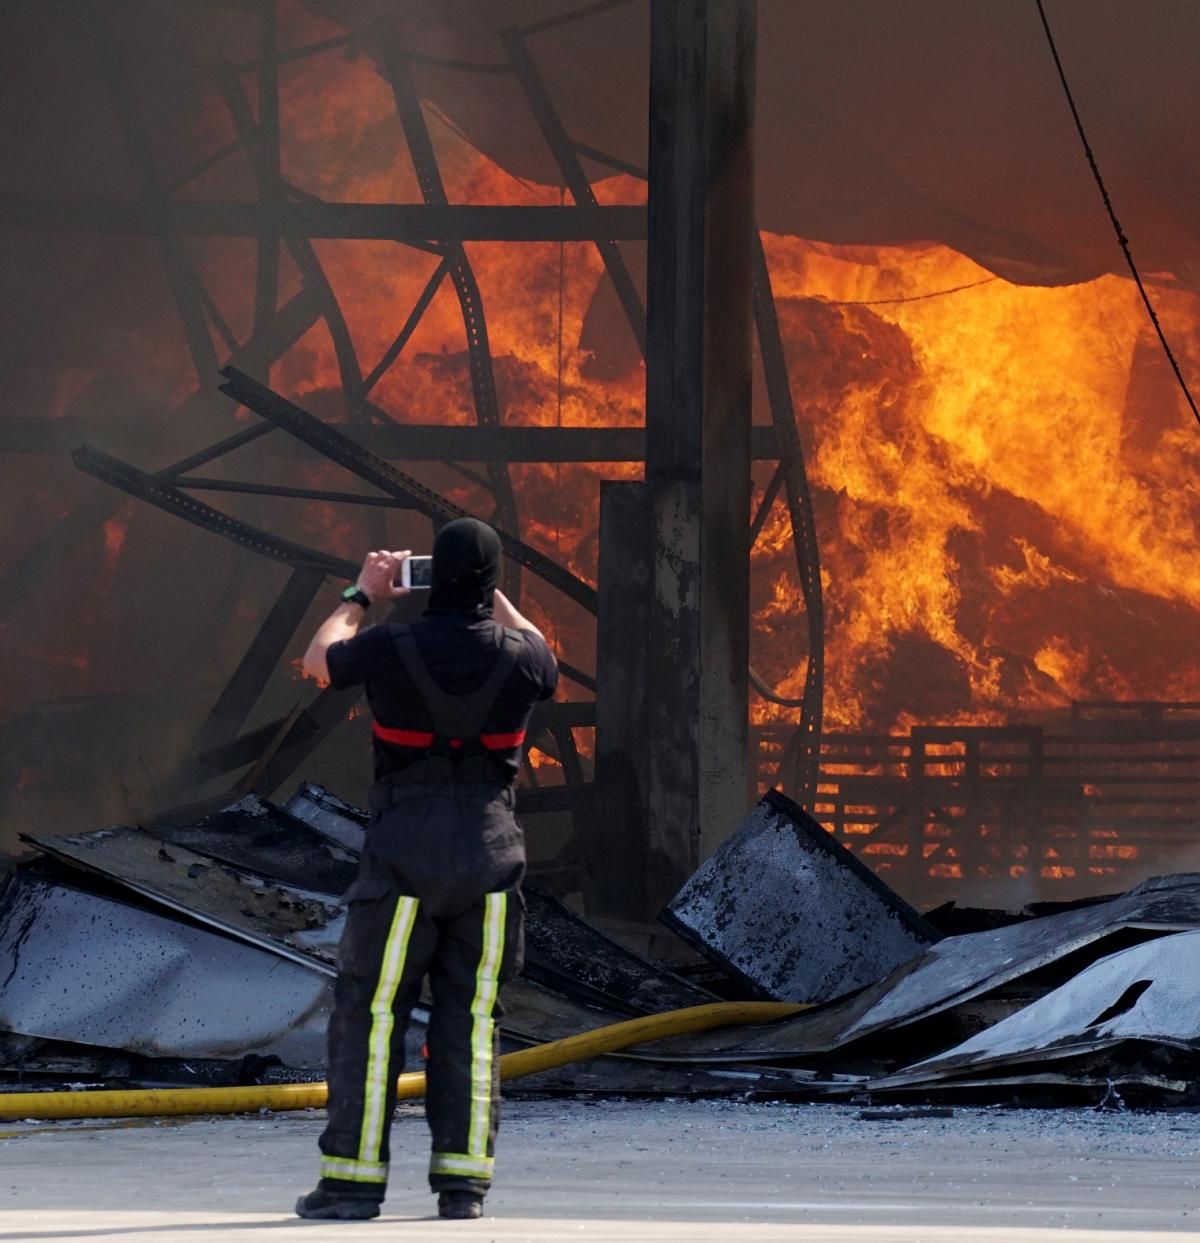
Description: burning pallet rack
xmin=755 ymin=702 xmax=1200 ymax=907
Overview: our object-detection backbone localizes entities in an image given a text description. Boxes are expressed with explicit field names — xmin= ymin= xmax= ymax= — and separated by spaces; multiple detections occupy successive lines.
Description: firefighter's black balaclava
xmin=427 ymin=517 xmax=501 ymax=617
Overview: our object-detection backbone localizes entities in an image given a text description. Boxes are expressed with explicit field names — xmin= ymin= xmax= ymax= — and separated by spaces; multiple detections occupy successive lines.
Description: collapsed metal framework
xmin=8 ymin=1 xmax=826 ymax=899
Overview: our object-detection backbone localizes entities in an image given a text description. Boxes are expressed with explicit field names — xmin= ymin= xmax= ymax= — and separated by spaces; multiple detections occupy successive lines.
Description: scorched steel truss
xmin=6 ymin=1 xmax=827 ymax=883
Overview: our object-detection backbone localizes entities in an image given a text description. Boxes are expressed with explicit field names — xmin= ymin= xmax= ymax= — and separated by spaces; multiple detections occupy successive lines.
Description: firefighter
xmin=294 ymin=518 xmax=557 ymax=1221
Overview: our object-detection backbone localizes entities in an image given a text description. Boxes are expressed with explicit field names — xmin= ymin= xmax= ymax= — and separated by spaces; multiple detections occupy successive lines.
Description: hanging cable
xmin=555 ymin=186 xmax=565 ymax=564
xmin=1034 ymin=0 xmax=1200 ymax=430
xmin=557 ymin=188 xmax=566 ymax=428
xmin=820 ymin=276 xmax=997 ymax=308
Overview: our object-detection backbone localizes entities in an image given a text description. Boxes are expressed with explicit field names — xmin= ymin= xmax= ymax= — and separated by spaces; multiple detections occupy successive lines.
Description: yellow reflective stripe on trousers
xmin=320 ymin=1155 xmax=388 ymax=1184
xmin=467 ymin=892 xmax=506 ymax=1160
xmin=357 ymin=894 xmax=419 ymax=1169
xmin=430 ymin=1151 xmax=495 ymax=1179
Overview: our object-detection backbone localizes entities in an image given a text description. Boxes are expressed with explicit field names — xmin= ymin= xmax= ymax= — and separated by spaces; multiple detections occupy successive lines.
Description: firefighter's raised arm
xmin=300 ymin=550 xmax=410 ymax=684
xmin=492 ymin=588 xmax=547 ymax=641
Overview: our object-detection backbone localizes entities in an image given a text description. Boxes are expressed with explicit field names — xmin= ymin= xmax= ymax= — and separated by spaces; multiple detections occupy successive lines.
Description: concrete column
xmin=643 ymin=0 xmax=756 ymax=903
xmin=592 ymin=481 xmax=651 ymax=918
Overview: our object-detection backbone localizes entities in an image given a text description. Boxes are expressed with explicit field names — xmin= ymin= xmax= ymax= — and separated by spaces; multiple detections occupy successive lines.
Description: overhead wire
xmin=819 ymin=276 xmax=997 ymax=308
xmin=556 ymin=186 xmax=565 ymax=563
xmin=1034 ymin=0 xmax=1200 ymax=430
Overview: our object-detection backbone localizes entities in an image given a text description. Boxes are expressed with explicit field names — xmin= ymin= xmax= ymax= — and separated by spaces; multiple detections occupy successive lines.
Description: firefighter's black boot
xmin=294 ymin=1186 xmax=382 ymax=1220
xmin=438 ymin=1191 xmax=484 ymax=1220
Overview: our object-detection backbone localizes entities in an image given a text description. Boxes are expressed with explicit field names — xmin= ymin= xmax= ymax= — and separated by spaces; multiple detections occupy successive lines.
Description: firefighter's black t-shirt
xmin=326 ymin=615 xmax=557 ymax=782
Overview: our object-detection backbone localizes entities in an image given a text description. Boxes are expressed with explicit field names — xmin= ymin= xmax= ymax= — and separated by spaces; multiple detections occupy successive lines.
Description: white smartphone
xmin=400 ymin=555 xmax=433 ymax=590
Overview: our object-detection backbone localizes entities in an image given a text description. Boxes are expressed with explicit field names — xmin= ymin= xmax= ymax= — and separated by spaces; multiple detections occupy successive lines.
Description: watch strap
xmin=341 ymin=586 xmax=371 ymax=609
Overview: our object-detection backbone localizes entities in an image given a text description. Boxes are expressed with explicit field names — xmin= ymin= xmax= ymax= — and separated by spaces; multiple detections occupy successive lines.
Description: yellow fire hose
xmin=0 ymin=1001 xmax=807 ymax=1121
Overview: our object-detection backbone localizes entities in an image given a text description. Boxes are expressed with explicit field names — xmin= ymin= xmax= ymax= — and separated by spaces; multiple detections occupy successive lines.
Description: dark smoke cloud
xmin=322 ymin=0 xmax=1199 ymax=287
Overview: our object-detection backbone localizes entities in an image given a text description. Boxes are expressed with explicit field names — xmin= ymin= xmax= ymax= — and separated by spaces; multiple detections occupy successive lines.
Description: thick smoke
xmin=311 ymin=0 xmax=1200 ymax=288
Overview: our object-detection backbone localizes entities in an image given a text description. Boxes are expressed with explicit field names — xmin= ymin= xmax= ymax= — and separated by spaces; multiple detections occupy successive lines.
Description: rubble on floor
xmin=24 ymin=823 xmax=345 ymax=970
xmin=3 ymin=783 xmax=1200 ymax=1105
xmin=869 ymin=928 xmax=1200 ymax=1097
xmin=0 ymin=788 xmax=765 ymax=1094
xmin=154 ymin=793 xmax=358 ymax=894
xmin=0 ymin=868 xmax=331 ymax=1072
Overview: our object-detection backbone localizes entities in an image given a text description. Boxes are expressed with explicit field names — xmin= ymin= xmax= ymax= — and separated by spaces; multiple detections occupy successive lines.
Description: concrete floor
xmin=1 ymin=1099 xmax=1199 ymax=1241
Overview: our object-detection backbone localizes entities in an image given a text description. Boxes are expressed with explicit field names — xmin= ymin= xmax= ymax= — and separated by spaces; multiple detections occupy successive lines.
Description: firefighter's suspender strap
xmin=389 ymin=624 xmax=524 ymax=745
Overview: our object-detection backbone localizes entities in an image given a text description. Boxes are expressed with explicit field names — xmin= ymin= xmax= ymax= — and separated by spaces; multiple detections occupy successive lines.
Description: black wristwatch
xmin=341 ymin=586 xmax=371 ymax=610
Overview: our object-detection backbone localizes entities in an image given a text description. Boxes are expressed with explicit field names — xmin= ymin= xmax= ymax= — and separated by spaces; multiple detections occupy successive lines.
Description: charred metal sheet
xmin=0 ymin=872 xmax=331 ymax=1065
xmin=609 ymin=989 xmax=878 ymax=1063
xmin=522 ymin=887 xmax=715 ymax=1015
xmin=662 ymin=790 xmax=939 ymax=1003
xmin=872 ymin=1068 xmax=1191 ymax=1097
xmin=496 ymin=974 xmax=857 ymax=1085
xmin=13 ymin=821 xmax=704 ymax=1066
xmin=870 ymin=929 xmax=1200 ymax=1092
xmin=22 ymin=826 xmax=341 ymax=973
xmin=16 ymin=825 xmax=654 ymax=1055
xmin=635 ymin=874 xmax=1200 ymax=1065
xmin=151 ymin=793 xmax=357 ymax=895
xmin=284 ymin=781 xmax=367 ymax=853
xmin=508 ymin=1060 xmax=854 ymax=1097
xmin=829 ymin=874 xmax=1200 ymax=1048
xmin=497 ymin=977 xmax=629 ymax=1046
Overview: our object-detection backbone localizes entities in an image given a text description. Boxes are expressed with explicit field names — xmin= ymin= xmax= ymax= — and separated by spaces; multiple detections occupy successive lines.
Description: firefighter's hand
xmin=357 ymin=550 xmax=411 ymax=603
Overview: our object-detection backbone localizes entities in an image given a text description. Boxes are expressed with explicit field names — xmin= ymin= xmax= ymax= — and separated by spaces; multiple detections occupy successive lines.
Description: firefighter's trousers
xmin=317 ymin=776 xmax=525 ymax=1200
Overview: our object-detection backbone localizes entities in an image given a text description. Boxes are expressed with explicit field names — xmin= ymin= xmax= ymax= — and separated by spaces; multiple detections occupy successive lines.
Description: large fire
xmin=261 ymin=43 xmax=1200 ymax=739
xmin=5 ymin=8 xmax=1200 ymax=896
xmin=212 ymin=36 xmax=1200 ymax=739
xmin=752 ymin=238 xmax=1200 ymax=734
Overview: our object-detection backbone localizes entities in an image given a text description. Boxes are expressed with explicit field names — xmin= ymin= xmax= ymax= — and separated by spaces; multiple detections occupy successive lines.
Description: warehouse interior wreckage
xmin=5 ymin=0 xmax=1200 ymax=1235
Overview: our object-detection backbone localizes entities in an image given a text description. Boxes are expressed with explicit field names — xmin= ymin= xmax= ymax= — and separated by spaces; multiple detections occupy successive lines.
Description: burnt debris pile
xmin=3 ymin=785 xmax=1200 ymax=1106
